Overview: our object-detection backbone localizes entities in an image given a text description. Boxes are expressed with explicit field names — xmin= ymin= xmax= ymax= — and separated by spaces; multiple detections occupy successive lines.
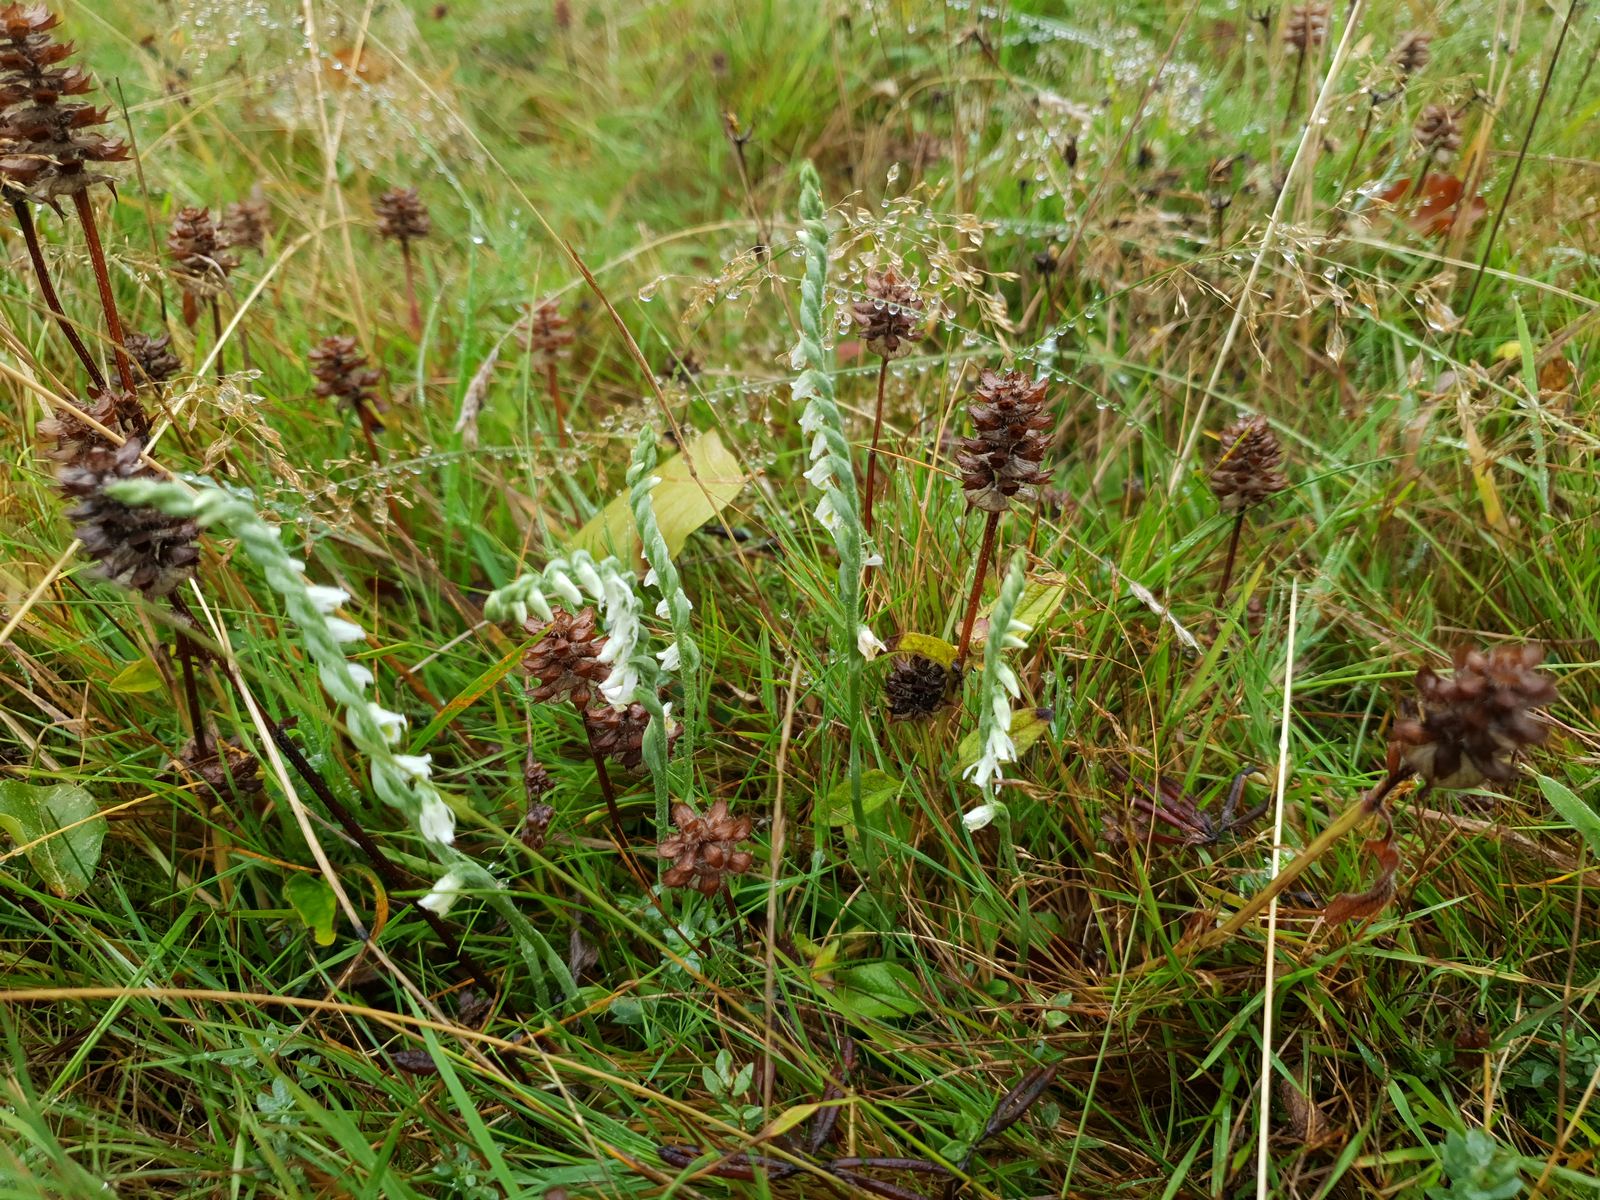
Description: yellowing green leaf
xmin=762 ymin=1103 xmax=821 ymax=1140
xmin=570 ymin=429 xmax=745 ymax=561
xmin=285 ymin=873 xmax=339 ymax=946
xmin=820 ymin=768 xmax=903 ymax=828
xmin=957 ymin=707 xmax=1052 ymax=770
xmin=893 ymin=632 xmax=959 ymax=666
xmin=108 ymin=658 xmax=165 ymax=694
xmin=0 ymin=781 xmax=106 ymax=897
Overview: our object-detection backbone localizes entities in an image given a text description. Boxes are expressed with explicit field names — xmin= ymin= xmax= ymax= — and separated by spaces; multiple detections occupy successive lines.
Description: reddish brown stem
xmin=862 ymin=357 xmax=889 ymax=536
xmin=71 ymin=190 xmax=136 ymax=395
xmin=399 ymin=238 xmax=422 ymax=341
xmin=178 ymin=634 xmax=209 ymax=761
xmin=954 ymin=509 xmax=1001 ymax=670
xmin=10 ymin=198 xmax=105 ymax=390
xmin=546 ymin=361 xmax=568 ymax=447
xmin=1215 ymin=510 xmax=1246 ymax=609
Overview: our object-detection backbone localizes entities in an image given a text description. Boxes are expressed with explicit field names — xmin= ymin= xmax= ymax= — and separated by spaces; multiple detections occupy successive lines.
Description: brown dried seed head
xmin=955 ymin=369 xmax=1052 ymax=514
xmin=1209 ymin=415 xmax=1288 ymax=513
xmin=522 ymin=607 xmax=609 ymax=707
xmin=373 ymin=185 xmax=430 ymax=242
xmin=851 ymin=267 xmax=924 ymax=360
xmin=1396 ymin=30 xmax=1432 ymax=78
xmin=1413 ymin=104 xmax=1462 ymax=161
xmin=220 ymin=195 xmax=270 ymax=254
xmin=36 ymin=384 xmax=124 ymax=462
xmin=1282 ymin=3 xmax=1329 ymax=53
xmin=521 ymin=297 xmax=574 ymax=367
xmin=57 ymin=436 xmax=200 ymax=598
xmin=0 ymin=2 xmax=126 ymax=201
xmin=181 ymin=735 xmax=264 ymax=805
xmin=583 ymin=699 xmax=679 ymax=771
xmin=124 ymin=331 xmax=181 ymax=388
xmin=167 ymin=206 xmax=236 ymax=299
xmin=884 ymin=653 xmax=955 ymax=720
xmin=1390 ymin=644 xmax=1558 ymax=790
xmin=658 ymin=799 xmax=755 ymax=897
xmin=308 ymin=334 xmax=383 ymax=426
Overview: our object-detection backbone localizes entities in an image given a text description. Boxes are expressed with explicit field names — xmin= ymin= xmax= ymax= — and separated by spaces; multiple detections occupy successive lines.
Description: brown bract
xmin=125 ymin=331 xmax=181 ymax=387
xmin=1209 ymin=415 xmax=1287 ymax=513
xmin=1413 ymin=104 xmax=1462 ymax=161
xmin=1391 ymin=644 xmax=1558 ymax=789
xmin=851 ymin=267 xmax=924 ymax=360
xmin=584 ymin=700 xmax=677 ymax=771
xmin=955 ymin=369 xmax=1051 ymax=513
xmin=0 ymin=2 xmax=126 ymax=202
xmin=1282 ymin=3 xmax=1329 ymax=53
xmin=658 ymin=800 xmax=754 ymax=896
xmin=373 ymin=185 xmax=430 ymax=242
xmin=168 ymin=206 xmax=236 ymax=300
xmin=521 ymin=297 xmax=573 ymax=368
xmin=221 ymin=196 xmax=271 ymax=254
xmin=58 ymin=436 xmax=200 ymax=599
xmin=522 ymin=607 xmax=609 ymax=707
xmin=309 ymin=335 xmax=383 ymax=423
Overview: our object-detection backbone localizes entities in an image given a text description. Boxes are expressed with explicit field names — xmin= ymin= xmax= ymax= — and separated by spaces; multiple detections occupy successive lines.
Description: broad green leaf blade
xmin=1539 ymin=775 xmax=1600 ymax=857
xmin=832 ymin=962 xmax=926 ymax=1020
xmin=284 ymin=873 xmax=339 ymax=946
xmin=570 ymin=429 xmax=745 ymax=561
xmin=957 ymin=707 xmax=1052 ymax=770
xmin=820 ymin=768 xmax=902 ymax=828
xmin=0 ymin=781 xmax=106 ymax=898
xmin=108 ymin=658 xmax=165 ymax=694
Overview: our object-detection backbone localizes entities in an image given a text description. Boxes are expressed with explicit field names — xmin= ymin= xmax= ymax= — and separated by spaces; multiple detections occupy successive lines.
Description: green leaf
xmin=957 ymin=707 xmax=1052 ymax=770
xmin=832 ymin=962 xmax=926 ymax=1020
xmin=284 ymin=873 xmax=339 ymax=946
xmin=0 ymin=781 xmax=106 ymax=898
xmin=978 ymin=572 xmax=1068 ymax=642
xmin=108 ymin=657 xmax=165 ymax=694
xmin=1538 ymin=775 xmax=1600 ymax=858
xmin=570 ymin=429 xmax=745 ymax=561
xmin=819 ymin=768 xmax=902 ymax=828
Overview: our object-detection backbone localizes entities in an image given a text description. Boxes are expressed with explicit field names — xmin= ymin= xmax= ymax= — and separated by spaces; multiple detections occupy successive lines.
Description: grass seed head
xmin=0 ymin=2 xmax=126 ymax=202
xmin=658 ymin=800 xmax=753 ymax=896
xmin=1391 ymin=643 xmax=1559 ymax=789
xmin=956 ymin=368 xmax=1052 ymax=514
xmin=373 ymin=185 xmax=430 ymax=242
xmin=58 ymin=436 xmax=200 ymax=598
xmin=1209 ymin=414 xmax=1287 ymax=513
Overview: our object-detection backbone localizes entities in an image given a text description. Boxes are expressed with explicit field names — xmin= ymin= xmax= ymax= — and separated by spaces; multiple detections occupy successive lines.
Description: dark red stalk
xmin=71 ymin=191 xmax=136 ymax=395
xmin=399 ymin=238 xmax=422 ymax=341
xmin=954 ymin=509 xmax=1001 ymax=670
xmin=1215 ymin=510 xmax=1246 ymax=609
xmin=210 ymin=298 xmax=225 ymax=380
xmin=10 ymin=198 xmax=105 ymax=389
